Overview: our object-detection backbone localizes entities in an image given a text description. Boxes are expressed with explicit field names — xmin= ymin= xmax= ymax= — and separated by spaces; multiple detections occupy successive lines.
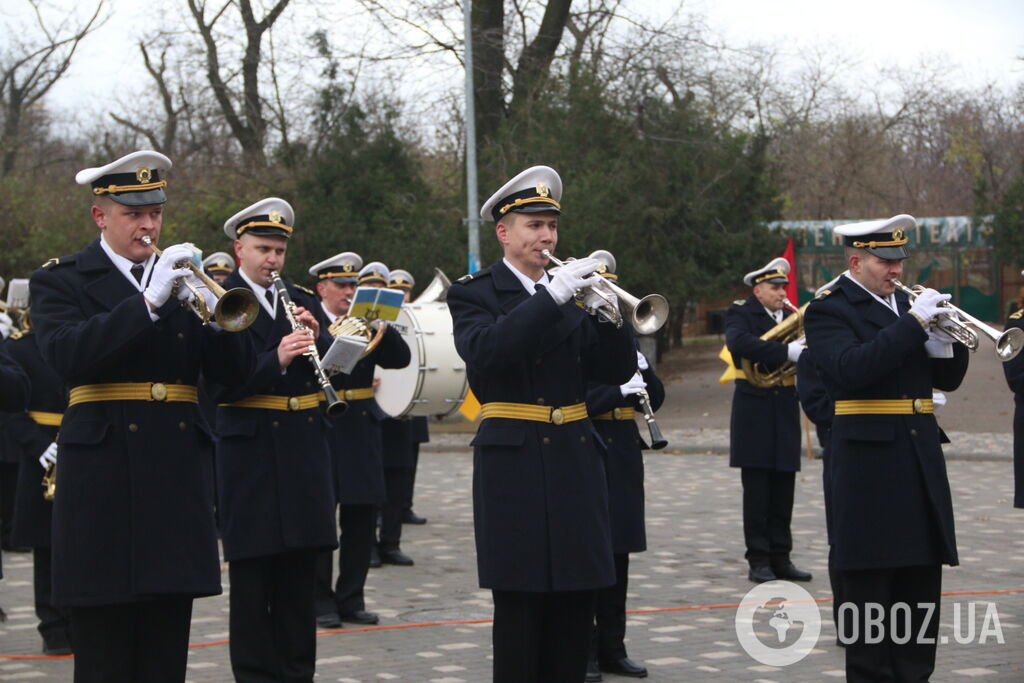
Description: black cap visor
xmin=106 ymin=187 xmax=167 ymax=206
xmin=241 ymin=225 xmax=291 ymax=239
xmin=864 ymin=245 xmax=909 ymax=260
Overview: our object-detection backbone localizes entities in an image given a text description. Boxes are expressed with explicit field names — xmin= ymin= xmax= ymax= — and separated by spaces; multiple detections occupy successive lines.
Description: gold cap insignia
xmin=892 ymin=228 xmax=904 ymax=241
xmin=136 ymin=167 xmax=152 ymax=183
xmin=536 ymin=181 xmax=550 ymax=198
xmin=269 ymin=210 xmax=282 ymax=223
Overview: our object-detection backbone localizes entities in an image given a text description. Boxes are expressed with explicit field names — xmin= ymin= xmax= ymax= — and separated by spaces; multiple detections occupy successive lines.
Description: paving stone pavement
xmin=1 ymin=450 xmax=1021 ymax=682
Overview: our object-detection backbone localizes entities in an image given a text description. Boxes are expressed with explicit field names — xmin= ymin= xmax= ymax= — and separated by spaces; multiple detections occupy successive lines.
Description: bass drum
xmin=374 ymin=302 xmax=468 ymax=418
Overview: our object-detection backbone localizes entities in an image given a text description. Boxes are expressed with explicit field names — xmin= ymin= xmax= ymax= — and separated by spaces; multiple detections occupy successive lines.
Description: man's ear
xmin=91 ymin=203 xmax=106 ymax=230
xmin=233 ymin=239 xmax=244 ymax=260
xmin=848 ymin=252 xmax=861 ymax=273
xmin=495 ymin=221 xmax=508 ymax=246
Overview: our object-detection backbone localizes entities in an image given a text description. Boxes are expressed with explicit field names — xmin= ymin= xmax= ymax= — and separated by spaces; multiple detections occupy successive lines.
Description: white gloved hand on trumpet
xmin=546 ymin=257 xmax=601 ymax=305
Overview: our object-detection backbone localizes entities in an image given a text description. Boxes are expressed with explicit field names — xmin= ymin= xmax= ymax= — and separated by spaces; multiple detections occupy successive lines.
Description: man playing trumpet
xmin=725 ymin=257 xmax=811 ymax=584
xmin=447 ymin=165 xmax=636 ymax=682
xmin=29 ymin=151 xmax=258 ymax=682
xmin=804 ymin=214 xmax=969 ymax=681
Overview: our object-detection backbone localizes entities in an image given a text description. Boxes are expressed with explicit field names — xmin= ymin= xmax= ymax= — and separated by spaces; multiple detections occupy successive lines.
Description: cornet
xmin=541 ymin=250 xmax=669 ymax=334
xmin=141 ymin=236 xmax=259 ymax=332
xmin=892 ymin=279 xmax=1024 ymax=361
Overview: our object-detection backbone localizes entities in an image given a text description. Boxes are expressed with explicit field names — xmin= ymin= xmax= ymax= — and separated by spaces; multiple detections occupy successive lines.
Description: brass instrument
xmin=740 ymin=298 xmax=807 ymax=388
xmin=541 ymin=250 xmax=669 ymax=334
xmin=42 ymin=462 xmax=56 ymax=502
xmin=327 ymin=315 xmax=386 ymax=358
xmin=412 ymin=268 xmax=451 ymax=304
xmin=270 ymin=271 xmax=348 ymax=415
xmin=891 ymin=279 xmax=1024 ymax=361
xmin=141 ymin=236 xmax=259 ymax=332
xmin=637 ymin=388 xmax=667 ymax=450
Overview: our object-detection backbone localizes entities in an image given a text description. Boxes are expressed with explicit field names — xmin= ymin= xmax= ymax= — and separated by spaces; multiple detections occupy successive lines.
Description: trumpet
xmin=541 ymin=250 xmax=669 ymax=334
xmin=270 ymin=271 xmax=347 ymax=415
xmin=42 ymin=462 xmax=56 ymax=502
xmin=891 ymin=279 xmax=1024 ymax=362
xmin=637 ymin=388 xmax=667 ymax=450
xmin=141 ymin=236 xmax=259 ymax=332
xmin=740 ymin=298 xmax=807 ymax=388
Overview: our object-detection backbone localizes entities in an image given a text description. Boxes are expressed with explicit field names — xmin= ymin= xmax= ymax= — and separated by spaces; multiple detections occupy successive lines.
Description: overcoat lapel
xmin=491 ymin=260 xmax=584 ymax=353
xmin=78 ymin=239 xmax=144 ymax=311
xmin=839 ymin=275 xmax=900 ymax=330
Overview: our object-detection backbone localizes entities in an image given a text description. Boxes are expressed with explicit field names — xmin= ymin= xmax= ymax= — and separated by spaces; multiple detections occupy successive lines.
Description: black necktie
xmin=130 ymin=264 xmax=145 ymax=285
xmin=265 ymin=289 xmax=275 ymax=310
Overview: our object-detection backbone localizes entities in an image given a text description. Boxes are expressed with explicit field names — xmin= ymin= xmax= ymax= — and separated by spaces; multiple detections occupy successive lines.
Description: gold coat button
xmin=128 ymin=423 xmax=138 ymax=432
xmin=344 ymin=390 xmax=354 ymax=400
xmin=910 ymin=428 xmax=917 ymax=436
xmin=288 ymin=397 xmax=301 ymax=411
xmin=178 ymin=422 xmax=187 ymax=431
xmin=542 ymin=437 xmax=551 ymax=445
xmin=150 ymin=383 xmax=168 ymax=401
xmin=912 ymin=398 xmax=924 ymax=413
xmin=537 ymin=398 xmax=546 ymax=405
xmin=612 ymin=408 xmax=623 ymax=420
xmin=550 ymin=408 xmax=565 ymax=425
xmin=580 ymin=436 xmax=586 ymax=443
xmin=272 ymin=420 xmax=280 ymax=428
xmin=307 ymin=416 xmax=314 ymax=424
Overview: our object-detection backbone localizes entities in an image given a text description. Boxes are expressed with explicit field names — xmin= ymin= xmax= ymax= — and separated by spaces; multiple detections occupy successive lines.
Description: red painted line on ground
xmin=3 ymin=588 xmax=1020 ymax=659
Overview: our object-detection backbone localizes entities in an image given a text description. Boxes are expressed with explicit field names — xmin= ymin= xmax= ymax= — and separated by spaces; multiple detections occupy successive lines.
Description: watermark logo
xmin=735 ymin=580 xmax=821 ymax=666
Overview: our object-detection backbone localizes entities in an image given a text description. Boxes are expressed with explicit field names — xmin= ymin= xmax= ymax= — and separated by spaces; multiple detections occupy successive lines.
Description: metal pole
xmin=464 ymin=0 xmax=481 ymax=274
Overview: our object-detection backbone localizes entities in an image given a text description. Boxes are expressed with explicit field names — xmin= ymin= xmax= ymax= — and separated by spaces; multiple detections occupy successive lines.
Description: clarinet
xmin=269 ymin=271 xmax=347 ymax=416
xmin=637 ymin=388 xmax=667 ymax=450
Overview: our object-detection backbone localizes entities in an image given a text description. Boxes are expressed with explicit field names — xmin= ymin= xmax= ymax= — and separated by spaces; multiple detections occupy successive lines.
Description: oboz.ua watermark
xmin=734 ymin=581 xmax=1005 ymax=667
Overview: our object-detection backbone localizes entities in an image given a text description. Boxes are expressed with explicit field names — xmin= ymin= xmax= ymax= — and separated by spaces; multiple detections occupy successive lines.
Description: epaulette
xmin=8 ymin=330 xmax=26 ymax=340
xmin=456 ymin=267 xmax=491 ymax=284
xmin=732 ymin=299 xmax=745 ymax=306
xmin=294 ymin=284 xmax=315 ymax=296
xmin=814 ymin=288 xmax=833 ymax=300
xmin=41 ymin=257 xmax=60 ymax=269
xmin=1010 ymin=309 xmax=1023 ymax=320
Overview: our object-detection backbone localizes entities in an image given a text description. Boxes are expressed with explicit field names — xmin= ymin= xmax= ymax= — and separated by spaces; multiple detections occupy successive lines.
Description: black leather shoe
xmin=380 ymin=548 xmax=415 ymax=566
xmin=402 ymin=511 xmax=428 ymax=525
xmin=369 ymin=545 xmax=382 ymax=568
xmin=748 ymin=565 xmax=777 ymax=583
xmin=599 ymin=657 xmax=647 ymax=678
xmin=339 ymin=609 xmax=379 ymax=625
xmin=772 ymin=562 xmax=812 ymax=581
xmin=585 ymin=658 xmax=603 ymax=682
xmin=315 ymin=612 xmax=342 ymax=628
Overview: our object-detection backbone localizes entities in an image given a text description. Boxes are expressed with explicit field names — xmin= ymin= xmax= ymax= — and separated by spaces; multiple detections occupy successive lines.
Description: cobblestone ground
xmin=1 ymin=450 xmax=1021 ymax=682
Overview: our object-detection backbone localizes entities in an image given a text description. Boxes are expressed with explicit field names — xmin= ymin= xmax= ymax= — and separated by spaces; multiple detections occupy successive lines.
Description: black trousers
xmin=740 ymin=467 xmax=795 ymax=567
xmin=492 ymin=589 xmax=594 ymax=683
xmin=401 ymin=448 xmax=420 ymax=516
xmin=840 ymin=564 xmax=942 ymax=683
xmin=0 ymin=461 xmax=18 ymax=548
xmin=69 ymin=598 xmax=193 ymax=683
xmin=229 ymin=550 xmax=318 ymax=683
xmin=380 ymin=466 xmax=411 ymax=550
xmin=314 ymin=504 xmax=375 ymax=616
xmin=592 ymin=553 xmax=630 ymax=662
xmin=33 ymin=547 xmax=70 ymax=644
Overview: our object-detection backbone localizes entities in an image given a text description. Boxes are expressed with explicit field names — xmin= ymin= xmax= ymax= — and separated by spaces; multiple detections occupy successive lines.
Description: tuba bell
xmin=412 ymin=268 xmax=451 ymax=304
xmin=740 ymin=299 xmax=806 ymax=388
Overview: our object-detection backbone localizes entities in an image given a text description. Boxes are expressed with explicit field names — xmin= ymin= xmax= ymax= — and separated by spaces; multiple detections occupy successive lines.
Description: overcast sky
xmin=24 ymin=0 xmax=1024 ymax=123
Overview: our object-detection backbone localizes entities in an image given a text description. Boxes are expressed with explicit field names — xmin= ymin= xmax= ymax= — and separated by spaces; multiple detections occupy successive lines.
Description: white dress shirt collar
xmin=846 ymin=273 xmax=900 ymax=317
xmin=99 ymin=234 xmax=155 ymax=292
xmin=503 ymin=257 xmax=551 ymax=296
xmin=239 ymin=267 xmax=277 ymax=319
xmin=320 ymin=300 xmax=339 ymax=324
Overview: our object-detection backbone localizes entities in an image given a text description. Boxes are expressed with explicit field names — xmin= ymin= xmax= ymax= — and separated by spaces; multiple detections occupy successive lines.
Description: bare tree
xmin=186 ymin=0 xmax=292 ymax=166
xmin=0 ymin=0 xmax=104 ymax=176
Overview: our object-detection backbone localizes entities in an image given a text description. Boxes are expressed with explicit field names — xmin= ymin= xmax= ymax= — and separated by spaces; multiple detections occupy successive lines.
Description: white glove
xmin=547 ymin=258 xmax=601 ymax=305
xmin=787 ymin=341 xmax=805 ymax=362
xmin=620 ymin=372 xmax=647 ymax=397
xmin=932 ymin=391 xmax=947 ymax=409
xmin=38 ymin=442 xmax=57 ymax=469
xmin=636 ymin=350 xmax=649 ymax=371
xmin=0 ymin=312 xmax=13 ymax=339
xmin=928 ymin=313 xmax=961 ymax=344
xmin=908 ymin=288 xmax=951 ymax=324
xmin=143 ymin=244 xmax=194 ymax=308
xmin=582 ymin=286 xmax=617 ymax=317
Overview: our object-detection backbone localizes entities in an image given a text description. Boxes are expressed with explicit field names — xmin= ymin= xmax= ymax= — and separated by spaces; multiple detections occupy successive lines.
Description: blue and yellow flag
xmin=350 ymin=287 xmax=405 ymax=322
